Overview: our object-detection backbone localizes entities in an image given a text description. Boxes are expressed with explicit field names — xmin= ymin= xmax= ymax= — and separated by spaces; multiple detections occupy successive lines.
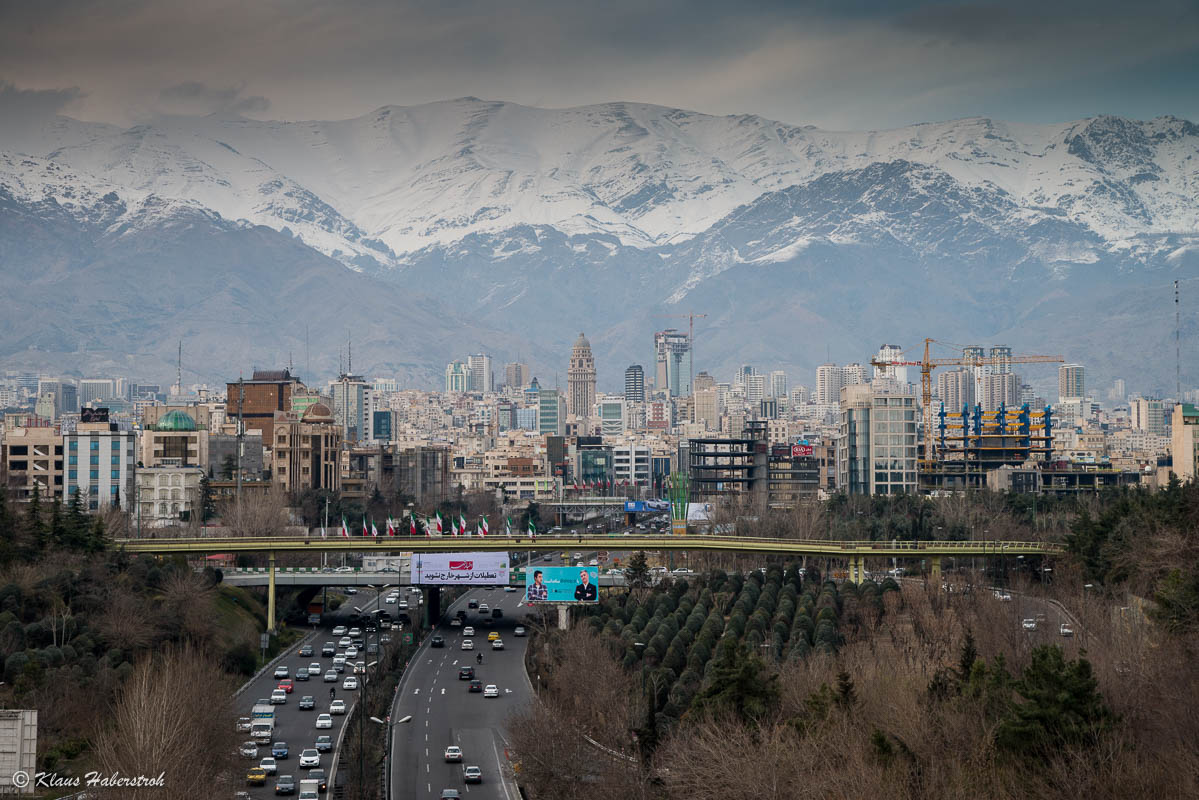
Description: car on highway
xmin=514 ymin=626 xmax=527 ymax=637
xmin=348 ymin=627 xmax=361 ymax=638
xmin=354 ymin=661 xmax=366 ymax=674
xmin=344 ymin=645 xmax=358 ymax=658
xmin=994 ymin=591 xmax=1013 ymax=602
xmin=504 ymin=586 xmax=516 ymax=592
xmin=240 ymin=741 xmax=259 ymax=758
xmin=463 ymin=765 xmax=483 ymax=784
xmin=440 ymin=791 xmax=461 ymax=799
xmin=575 ymin=562 xmax=585 ymax=567
xmin=272 ymin=741 xmax=289 ymax=759
xmin=237 ymin=717 xmax=253 ymax=733
xmin=246 ymin=767 xmax=267 ymax=786
xmin=298 ymin=695 xmax=315 ymax=710
xmin=444 ymin=746 xmax=463 ymax=762
xmin=338 ymin=636 xmax=352 ymax=648
xmin=334 ymin=566 xmax=353 ymax=573
xmin=463 ymin=626 xmax=475 ymax=636
xmin=277 ymin=679 xmax=294 ymax=693
xmin=469 ymin=679 xmax=483 ymax=692
xmin=333 ymin=656 xmax=347 ymax=672
xmin=1022 ymin=619 xmax=1038 ymax=631
xmin=299 ymin=748 xmax=320 ymax=768
xmin=1060 ymin=623 xmax=1074 ymax=637
xmin=344 ymin=587 xmax=358 ymax=594
xmin=573 ymin=552 xmax=582 ymax=561
xmin=315 ymin=714 xmax=333 ymax=729
xmin=467 ymin=599 xmax=479 ymax=608
xmin=483 ymin=684 xmax=499 ymax=698
xmin=492 ymin=639 xmax=504 ymax=650
xmin=459 ymin=666 xmax=475 ymax=680
xmin=298 ymin=644 xmax=314 ymax=657
xmin=492 ymin=608 xmax=503 ymax=618
xmin=431 ymin=635 xmax=446 ymax=648
xmin=308 ymin=769 xmax=328 ymax=792
xmin=274 ymin=774 xmax=295 ymax=795
xmin=342 ymin=676 xmax=359 ymax=690
xmin=294 ymin=668 xmax=309 ymax=682
xmin=323 ymin=670 xmax=338 ymax=682
xmin=309 ymin=662 xmax=322 ymax=675
xmin=314 ymin=735 xmax=332 ymax=753
xmin=271 ymin=689 xmax=288 ymax=704
xmin=260 ymin=757 xmax=278 ymax=775
xmin=274 ymin=666 xmax=289 ymax=679
xmin=321 ymin=642 xmax=336 ymax=657
xmin=487 ymin=631 xmax=500 ymax=642
xmin=330 ymin=700 xmax=347 ymax=715
xmin=449 ymin=618 xmax=462 ymax=627
xmin=478 ymin=603 xmax=490 ymax=613
xmin=590 ymin=559 xmax=599 ymax=567
xmin=461 ymin=639 xmax=474 ymax=650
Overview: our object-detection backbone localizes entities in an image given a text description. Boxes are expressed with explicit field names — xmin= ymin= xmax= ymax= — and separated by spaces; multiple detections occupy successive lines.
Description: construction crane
xmin=871 ymin=338 xmax=1063 ymax=467
xmin=656 ymin=312 xmax=707 ymax=395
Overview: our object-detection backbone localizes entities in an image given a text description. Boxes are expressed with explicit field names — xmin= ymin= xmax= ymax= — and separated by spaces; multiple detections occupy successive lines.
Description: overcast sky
xmin=1 ymin=0 xmax=1196 ymax=130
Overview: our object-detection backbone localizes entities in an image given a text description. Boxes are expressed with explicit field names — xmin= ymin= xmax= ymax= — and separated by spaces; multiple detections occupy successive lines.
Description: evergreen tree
xmin=49 ymin=500 xmax=65 ymax=547
xmin=0 ymin=490 xmax=14 ymax=564
xmin=87 ymin=514 xmax=108 ymax=553
xmin=25 ymin=484 xmax=45 ymax=555
xmin=956 ymin=630 xmax=979 ymax=686
xmin=198 ymin=475 xmax=216 ymax=523
xmin=995 ymin=646 xmax=1114 ymax=755
xmin=220 ymin=454 xmax=237 ymax=480
xmin=625 ymin=550 xmax=650 ymax=589
xmin=690 ymin=643 xmax=779 ymax=725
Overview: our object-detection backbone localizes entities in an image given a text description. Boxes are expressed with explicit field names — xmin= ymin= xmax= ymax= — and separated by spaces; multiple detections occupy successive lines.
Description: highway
xmin=237 ymin=585 xmax=393 ymax=798
xmin=387 ymin=564 xmax=563 ymax=800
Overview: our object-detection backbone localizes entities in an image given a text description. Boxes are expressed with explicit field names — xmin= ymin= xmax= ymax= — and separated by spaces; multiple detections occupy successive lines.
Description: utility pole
xmin=1177 ymin=280 xmax=1181 ymax=400
xmin=236 ymin=378 xmax=245 ymax=507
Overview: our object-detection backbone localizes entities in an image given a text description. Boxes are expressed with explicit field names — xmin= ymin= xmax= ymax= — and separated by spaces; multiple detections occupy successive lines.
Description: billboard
xmin=413 ymin=552 xmax=509 ymax=585
xmin=0 ymin=709 xmax=37 ymax=795
xmin=686 ymin=502 xmax=713 ymax=522
xmin=524 ymin=566 xmax=599 ymax=603
xmin=792 ymin=444 xmax=814 ymax=457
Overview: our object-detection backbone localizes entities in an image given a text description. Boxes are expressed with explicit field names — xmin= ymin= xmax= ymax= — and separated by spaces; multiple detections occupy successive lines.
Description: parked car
xmin=444 ymin=746 xmax=463 ymax=762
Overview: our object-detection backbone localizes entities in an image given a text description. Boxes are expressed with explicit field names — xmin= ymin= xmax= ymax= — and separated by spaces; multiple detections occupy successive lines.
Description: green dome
xmin=156 ymin=409 xmax=197 ymax=432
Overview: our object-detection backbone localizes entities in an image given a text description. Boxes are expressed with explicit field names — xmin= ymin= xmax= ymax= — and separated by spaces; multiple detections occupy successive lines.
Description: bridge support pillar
xmin=930 ymin=556 xmax=942 ymax=583
xmin=267 ymin=551 xmax=277 ymax=634
xmin=425 ymin=587 xmax=440 ymax=629
xmin=557 ymin=605 xmax=570 ymax=631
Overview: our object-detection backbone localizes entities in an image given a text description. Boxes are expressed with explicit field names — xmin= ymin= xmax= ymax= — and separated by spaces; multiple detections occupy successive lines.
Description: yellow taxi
xmin=487 ymin=631 xmax=500 ymax=642
xmin=246 ymin=767 xmax=267 ymax=786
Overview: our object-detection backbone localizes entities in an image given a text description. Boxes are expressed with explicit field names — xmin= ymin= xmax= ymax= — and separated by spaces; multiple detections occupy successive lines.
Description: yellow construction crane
xmin=656 ymin=312 xmax=707 ymax=393
xmin=871 ymin=338 xmax=1063 ymax=466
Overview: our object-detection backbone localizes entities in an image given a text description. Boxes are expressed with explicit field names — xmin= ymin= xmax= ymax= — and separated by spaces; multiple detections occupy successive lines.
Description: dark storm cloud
xmin=0 ymin=80 xmax=84 ymax=118
xmin=0 ymin=0 xmax=1195 ymax=128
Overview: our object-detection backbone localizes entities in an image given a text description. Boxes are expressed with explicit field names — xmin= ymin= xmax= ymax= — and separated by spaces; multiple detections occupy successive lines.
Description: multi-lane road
xmin=237 ymin=586 xmax=391 ymax=798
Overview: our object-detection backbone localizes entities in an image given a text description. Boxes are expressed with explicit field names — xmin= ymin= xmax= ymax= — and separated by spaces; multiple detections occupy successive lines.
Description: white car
xmin=315 ymin=714 xmax=333 ymax=729
xmin=483 ymin=685 xmax=499 ymax=698
xmin=260 ymin=757 xmax=278 ymax=775
xmin=338 ymin=637 xmax=353 ymax=648
xmin=309 ymin=662 xmax=322 ymax=674
xmin=1060 ymin=623 xmax=1074 ymax=637
xmin=1021 ymin=619 xmax=1037 ymax=631
xmin=237 ymin=717 xmax=253 ymax=733
xmin=994 ymin=591 xmax=1013 ymax=602
xmin=345 ymin=646 xmax=358 ymax=659
xmin=463 ymin=627 xmax=475 ymax=637
xmin=449 ymin=618 xmax=462 ymax=627
xmin=444 ymin=746 xmax=463 ymax=763
xmin=332 ymin=626 xmax=347 ymax=637
xmin=461 ymin=639 xmax=474 ymax=651
xmin=589 ymin=559 xmax=598 ymax=567
xmin=342 ymin=676 xmax=359 ymax=690
xmin=240 ymin=741 xmax=259 ymax=758
xmin=491 ymin=639 xmax=504 ymax=650
xmin=348 ymin=628 xmax=361 ymax=638
xmin=504 ymin=586 xmax=516 ymax=592
xmin=270 ymin=689 xmax=287 ymax=704
xmin=478 ymin=604 xmax=489 ymax=613
xmin=274 ymin=666 xmax=289 ymax=679
xmin=385 ymin=596 xmax=397 ymax=604
xmin=323 ymin=670 xmax=338 ymax=682
xmin=299 ymin=748 xmax=320 ymax=768
xmin=513 ymin=626 xmax=526 ymax=637
xmin=330 ymin=700 xmax=346 ymax=715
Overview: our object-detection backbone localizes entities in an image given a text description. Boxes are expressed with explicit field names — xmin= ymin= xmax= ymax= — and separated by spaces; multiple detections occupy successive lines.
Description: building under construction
xmin=920 ymin=402 xmax=1054 ymax=491
xmin=688 ymin=421 xmax=819 ymax=509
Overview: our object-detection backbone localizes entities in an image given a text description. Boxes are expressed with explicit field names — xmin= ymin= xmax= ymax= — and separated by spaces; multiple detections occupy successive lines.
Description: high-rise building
xmin=874 ymin=344 xmax=908 ymax=384
xmin=1172 ymin=403 xmax=1199 ymax=482
xmin=567 ymin=333 xmax=597 ymax=418
xmin=504 ymin=362 xmax=530 ymax=389
xmin=1059 ymin=364 xmax=1086 ymax=401
xmin=981 ymin=372 xmax=1020 ymax=412
xmin=990 ymin=345 xmax=1013 ymax=375
xmin=624 ymin=365 xmax=645 ymax=403
xmin=79 ymin=379 xmax=116 ymax=407
xmin=64 ymin=419 xmax=136 ymax=511
xmin=2 ymin=425 xmax=63 ymax=502
xmin=1131 ymin=397 xmax=1166 ymax=436
xmin=735 ymin=365 xmax=758 ymax=388
xmin=271 ymin=403 xmax=342 ymax=494
xmin=769 ymin=370 xmax=788 ymax=399
xmin=745 ymin=374 xmax=767 ymax=403
xmin=815 ymin=364 xmax=843 ymax=405
xmin=1110 ymin=378 xmax=1127 ymax=403
xmin=693 ymin=371 xmax=716 ymax=393
xmin=694 ymin=388 xmax=719 ymax=430
xmin=445 ymin=361 xmax=468 ymax=393
xmin=598 ymin=399 xmax=625 ymax=438
xmin=538 ymin=389 xmax=566 ymax=436
xmin=38 ymin=379 xmax=78 ymax=418
xmin=330 ymin=374 xmax=371 ymax=443
xmin=938 ymin=368 xmax=976 ymax=412
xmin=654 ymin=329 xmax=692 ymax=397
xmin=836 ymin=383 xmax=918 ymax=496
xmin=843 ymin=363 xmax=869 ymax=387
xmin=789 ymin=385 xmax=810 ymax=406
xmin=226 ymin=369 xmax=304 ymax=442
xmin=467 ymin=354 xmax=493 ymax=393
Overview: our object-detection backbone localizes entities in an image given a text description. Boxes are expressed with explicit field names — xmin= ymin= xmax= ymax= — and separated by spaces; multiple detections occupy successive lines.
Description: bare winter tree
xmin=220 ymin=484 xmax=290 ymax=537
xmin=93 ymin=644 xmax=240 ymax=798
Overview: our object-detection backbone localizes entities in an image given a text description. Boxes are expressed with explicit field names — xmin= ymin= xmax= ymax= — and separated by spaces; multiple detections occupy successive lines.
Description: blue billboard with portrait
xmin=525 ymin=566 xmax=599 ymax=603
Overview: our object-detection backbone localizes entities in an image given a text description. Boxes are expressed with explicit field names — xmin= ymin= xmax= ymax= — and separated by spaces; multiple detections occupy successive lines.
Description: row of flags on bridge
xmin=321 ymin=512 xmax=535 ymax=540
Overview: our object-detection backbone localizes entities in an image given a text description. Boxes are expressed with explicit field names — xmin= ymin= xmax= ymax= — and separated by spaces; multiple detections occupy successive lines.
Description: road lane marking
xmin=441 ymin=688 xmax=445 ymax=695
xmin=414 ymin=688 xmax=420 ymax=695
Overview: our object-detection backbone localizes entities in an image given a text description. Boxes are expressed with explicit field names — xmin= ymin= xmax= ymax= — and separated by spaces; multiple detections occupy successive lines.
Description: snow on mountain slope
xmin=2 ymin=99 xmax=1196 ymax=271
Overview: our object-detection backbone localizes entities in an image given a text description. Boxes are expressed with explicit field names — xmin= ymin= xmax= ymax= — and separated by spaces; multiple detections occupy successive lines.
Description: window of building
xmin=111 ymin=440 xmax=121 ymax=450
xmin=68 ymin=455 xmax=77 ymax=466
xmin=89 ymin=440 xmax=99 ymax=450
xmin=111 ymin=470 xmax=120 ymax=480
xmin=68 ymin=440 xmax=77 ymax=451
xmin=89 ymin=455 xmax=99 ymax=466
xmin=111 ymin=455 xmax=120 ymax=465
xmin=89 ymin=470 xmax=98 ymax=480
xmin=68 ymin=469 xmax=77 ymax=480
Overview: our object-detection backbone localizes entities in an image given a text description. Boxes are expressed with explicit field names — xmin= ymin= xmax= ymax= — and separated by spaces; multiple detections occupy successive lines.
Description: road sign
xmin=402 ymin=632 xmax=413 ymax=644
xmin=260 ymin=633 xmax=270 ymax=649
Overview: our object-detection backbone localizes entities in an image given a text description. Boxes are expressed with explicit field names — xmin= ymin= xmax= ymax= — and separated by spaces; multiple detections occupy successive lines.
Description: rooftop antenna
xmin=1177 ymin=280 xmax=1181 ymax=400
xmin=305 ymin=324 xmax=310 ymax=379
xmin=176 ymin=340 xmax=182 ymax=396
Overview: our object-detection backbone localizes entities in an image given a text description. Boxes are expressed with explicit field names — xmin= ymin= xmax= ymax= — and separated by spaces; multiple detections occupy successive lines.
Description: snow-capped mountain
xmin=1 ymin=99 xmax=1197 ymax=389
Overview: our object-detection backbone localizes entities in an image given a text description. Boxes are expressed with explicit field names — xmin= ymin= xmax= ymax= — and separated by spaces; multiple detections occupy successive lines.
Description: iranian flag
xmin=459 ymin=514 xmax=467 ymax=535
xmin=505 ymin=517 xmax=513 ymax=536
xmin=386 ymin=517 xmax=396 ymax=537
xmin=480 ymin=516 xmax=488 ymax=537
xmin=410 ymin=517 xmax=417 ymax=537
xmin=340 ymin=517 xmax=350 ymax=538
xmin=528 ymin=519 xmax=536 ymax=539
xmin=435 ymin=512 xmax=443 ymax=535
xmin=361 ymin=516 xmax=369 ymax=537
